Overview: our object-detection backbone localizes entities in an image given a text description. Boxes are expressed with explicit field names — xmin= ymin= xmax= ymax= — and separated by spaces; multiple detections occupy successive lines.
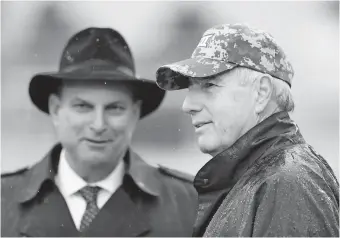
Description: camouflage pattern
xmin=156 ymin=23 xmax=294 ymax=90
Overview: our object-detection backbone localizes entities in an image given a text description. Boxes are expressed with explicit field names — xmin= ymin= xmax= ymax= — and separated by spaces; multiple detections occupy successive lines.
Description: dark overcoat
xmin=1 ymin=144 xmax=198 ymax=237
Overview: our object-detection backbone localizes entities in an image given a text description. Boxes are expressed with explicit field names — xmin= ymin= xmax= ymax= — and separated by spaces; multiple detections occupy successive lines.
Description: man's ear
xmin=254 ymin=74 xmax=273 ymax=114
xmin=48 ymin=94 xmax=62 ymax=125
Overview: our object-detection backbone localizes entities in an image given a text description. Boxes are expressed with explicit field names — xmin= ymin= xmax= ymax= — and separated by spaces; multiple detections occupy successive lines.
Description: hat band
xmin=60 ymin=59 xmax=135 ymax=77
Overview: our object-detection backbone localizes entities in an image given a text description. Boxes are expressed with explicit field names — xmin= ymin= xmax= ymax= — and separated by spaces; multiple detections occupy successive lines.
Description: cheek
xmin=107 ymin=113 xmax=137 ymax=135
xmin=210 ymin=93 xmax=237 ymax=126
xmin=232 ymin=88 xmax=249 ymax=103
xmin=57 ymin=111 xmax=87 ymax=136
xmin=210 ymin=90 xmax=252 ymax=137
xmin=227 ymin=88 xmax=254 ymax=118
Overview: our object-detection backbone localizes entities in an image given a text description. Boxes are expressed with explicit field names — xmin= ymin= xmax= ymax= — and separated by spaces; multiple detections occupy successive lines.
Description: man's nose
xmin=90 ymin=109 xmax=107 ymax=134
xmin=182 ymin=92 xmax=202 ymax=115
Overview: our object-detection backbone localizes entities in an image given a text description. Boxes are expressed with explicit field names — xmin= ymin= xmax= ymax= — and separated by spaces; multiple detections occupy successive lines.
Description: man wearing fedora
xmin=156 ymin=23 xmax=339 ymax=237
xmin=1 ymin=27 xmax=198 ymax=237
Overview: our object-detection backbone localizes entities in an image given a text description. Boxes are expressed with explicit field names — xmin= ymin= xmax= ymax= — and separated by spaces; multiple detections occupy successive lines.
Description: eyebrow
xmin=189 ymin=75 xmax=222 ymax=85
xmin=72 ymin=97 xmax=126 ymax=107
xmin=208 ymin=75 xmax=224 ymax=83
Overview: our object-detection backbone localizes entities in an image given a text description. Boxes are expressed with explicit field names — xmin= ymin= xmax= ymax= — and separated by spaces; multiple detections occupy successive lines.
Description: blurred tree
xmin=24 ymin=2 xmax=75 ymax=66
xmin=1 ymin=2 xmax=77 ymax=171
xmin=156 ymin=2 xmax=217 ymax=65
xmin=323 ymin=1 xmax=339 ymax=22
xmin=133 ymin=3 xmax=219 ymax=147
xmin=1 ymin=1 xmax=14 ymax=68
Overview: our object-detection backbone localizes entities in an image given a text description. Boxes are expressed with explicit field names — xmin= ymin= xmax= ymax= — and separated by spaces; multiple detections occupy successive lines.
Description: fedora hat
xmin=29 ymin=27 xmax=165 ymax=118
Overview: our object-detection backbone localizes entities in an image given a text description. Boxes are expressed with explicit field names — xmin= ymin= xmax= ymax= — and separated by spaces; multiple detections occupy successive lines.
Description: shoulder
xmin=128 ymin=150 xmax=197 ymax=198
xmin=265 ymin=144 xmax=336 ymax=183
xmin=2 ymin=167 xmax=28 ymax=177
xmin=1 ymin=167 xmax=29 ymax=205
xmin=253 ymin=147 xmax=339 ymax=236
xmin=1 ymin=167 xmax=29 ymax=185
xmin=254 ymin=161 xmax=338 ymax=218
xmin=260 ymin=148 xmax=337 ymax=200
xmin=158 ymin=164 xmax=195 ymax=183
xmin=157 ymin=164 xmax=197 ymax=197
xmin=257 ymin=143 xmax=322 ymax=180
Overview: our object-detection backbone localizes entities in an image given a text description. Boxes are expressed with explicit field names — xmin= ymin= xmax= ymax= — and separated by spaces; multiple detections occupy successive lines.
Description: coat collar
xmin=17 ymin=144 xmax=161 ymax=203
xmin=194 ymin=111 xmax=305 ymax=193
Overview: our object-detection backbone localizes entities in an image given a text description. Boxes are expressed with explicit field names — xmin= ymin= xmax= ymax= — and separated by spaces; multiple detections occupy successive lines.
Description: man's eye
xmin=73 ymin=103 xmax=91 ymax=112
xmin=203 ymin=83 xmax=217 ymax=88
xmin=75 ymin=103 xmax=89 ymax=107
xmin=107 ymin=105 xmax=125 ymax=112
xmin=75 ymin=103 xmax=89 ymax=108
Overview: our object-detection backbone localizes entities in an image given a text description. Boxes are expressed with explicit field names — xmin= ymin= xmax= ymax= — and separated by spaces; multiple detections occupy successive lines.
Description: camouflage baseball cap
xmin=156 ymin=23 xmax=294 ymax=90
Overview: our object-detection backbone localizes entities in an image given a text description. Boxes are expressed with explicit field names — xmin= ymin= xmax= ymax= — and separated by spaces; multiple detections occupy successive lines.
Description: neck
xmin=258 ymin=104 xmax=281 ymax=124
xmin=64 ymin=152 xmax=123 ymax=183
xmin=209 ymin=107 xmax=282 ymax=158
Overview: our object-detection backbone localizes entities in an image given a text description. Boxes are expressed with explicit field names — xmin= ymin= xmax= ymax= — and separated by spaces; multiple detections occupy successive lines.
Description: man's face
xmin=49 ymin=80 xmax=141 ymax=167
xmin=182 ymin=71 xmax=258 ymax=156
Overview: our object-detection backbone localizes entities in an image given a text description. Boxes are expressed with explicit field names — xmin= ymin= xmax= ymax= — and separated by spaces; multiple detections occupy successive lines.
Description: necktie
xmin=78 ymin=186 xmax=101 ymax=232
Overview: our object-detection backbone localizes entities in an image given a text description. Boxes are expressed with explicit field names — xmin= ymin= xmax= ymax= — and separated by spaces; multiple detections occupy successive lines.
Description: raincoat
xmin=193 ymin=112 xmax=339 ymax=237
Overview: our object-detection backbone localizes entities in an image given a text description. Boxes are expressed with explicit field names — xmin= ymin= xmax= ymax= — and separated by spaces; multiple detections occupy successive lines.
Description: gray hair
xmin=227 ymin=67 xmax=295 ymax=112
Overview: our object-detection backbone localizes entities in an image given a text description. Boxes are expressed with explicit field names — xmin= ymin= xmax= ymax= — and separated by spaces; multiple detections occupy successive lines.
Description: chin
xmin=200 ymin=147 xmax=224 ymax=157
xmin=197 ymin=139 xmax=219 ymax=156
xmin=79 ymin=152 xmax=108 ymax=163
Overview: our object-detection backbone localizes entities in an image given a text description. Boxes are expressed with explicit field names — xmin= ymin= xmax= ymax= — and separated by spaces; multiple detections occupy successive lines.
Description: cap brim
xmin=156 ymin=57 xmax=237 ymax=90
xmin=29 ymin=71 xmax=165 ymax=118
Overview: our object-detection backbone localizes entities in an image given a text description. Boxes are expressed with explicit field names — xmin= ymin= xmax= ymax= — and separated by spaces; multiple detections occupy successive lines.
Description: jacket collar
xmin=194 ymin=111 xmax=305 ymax=193
xmin=17 ymin=144 xmax=161 ymax=203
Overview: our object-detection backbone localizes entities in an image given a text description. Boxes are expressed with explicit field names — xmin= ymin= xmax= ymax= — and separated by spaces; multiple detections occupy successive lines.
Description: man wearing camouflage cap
xmin=156 ymin=23 xmax=339 ymax=237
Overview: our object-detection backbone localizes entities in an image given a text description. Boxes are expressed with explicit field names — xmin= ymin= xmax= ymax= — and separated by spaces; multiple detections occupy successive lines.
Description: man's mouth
xmin=84 ymin=139 xmax=112 ymax=144
xmin=193 ymin=122 xmax=211 ymax=129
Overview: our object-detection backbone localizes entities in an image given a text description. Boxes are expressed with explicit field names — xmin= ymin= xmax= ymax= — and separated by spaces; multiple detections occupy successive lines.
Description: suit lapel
xmin=19 ymin=187 xmax=79 ymax=237
xmin=82 ymin=187 xmax=151 ymax=237
xmin=17 ymin=146 xmax=154 ymax=237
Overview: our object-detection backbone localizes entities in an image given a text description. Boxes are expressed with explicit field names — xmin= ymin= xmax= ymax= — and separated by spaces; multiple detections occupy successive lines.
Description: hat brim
xmin=156 ymin=57 xmax=238 ymax=91
xmin=29 ymin=71 xmax=165 ymax=118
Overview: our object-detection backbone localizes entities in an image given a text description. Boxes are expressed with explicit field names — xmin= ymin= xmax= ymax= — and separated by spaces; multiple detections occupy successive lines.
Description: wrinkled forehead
xmin=60 ymin=79 xmax=133 ymax=92
xmin=62 ymin=79 xmax=129 ymax=87
xmin=57 ymin=79 xmax=137 ymax=100
xmin=187 ymin=72 xmax=228 ymax=86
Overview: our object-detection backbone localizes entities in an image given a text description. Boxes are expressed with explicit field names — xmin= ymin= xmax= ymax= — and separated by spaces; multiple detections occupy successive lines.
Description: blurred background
xmin=1 ymin=1 xmax=339 ymax=177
